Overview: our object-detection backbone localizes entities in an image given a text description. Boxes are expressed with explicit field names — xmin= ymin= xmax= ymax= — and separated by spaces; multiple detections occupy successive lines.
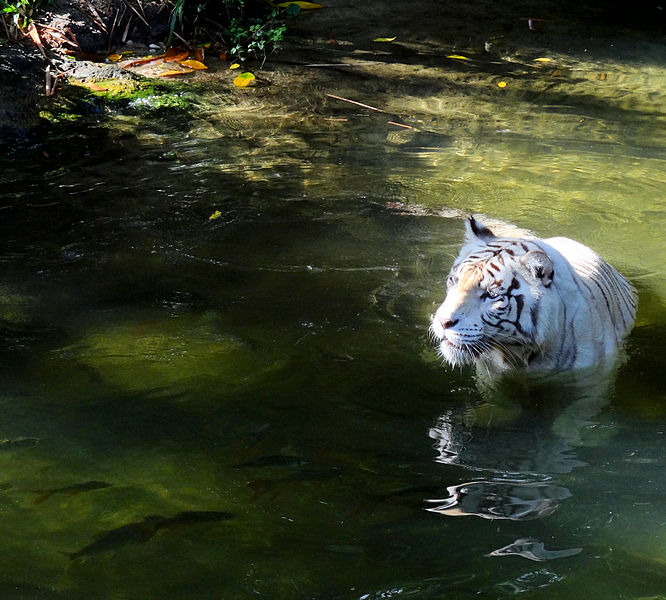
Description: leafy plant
xmin=1 ymin=0 xmax=44 ymax=40
xmin=228 ymin=10 xmax=285 ymax=63
xmin=166 ymin=0 xmax=287 ymax=63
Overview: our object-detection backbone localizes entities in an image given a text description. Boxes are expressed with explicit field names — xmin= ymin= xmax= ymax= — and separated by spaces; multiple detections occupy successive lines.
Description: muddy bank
xmin=0 ymin=0 xmax=168 ymax=144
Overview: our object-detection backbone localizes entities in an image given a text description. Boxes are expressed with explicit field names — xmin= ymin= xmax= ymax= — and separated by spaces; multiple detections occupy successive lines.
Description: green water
xmin=1 ymin=38 xmax=665 ymax=599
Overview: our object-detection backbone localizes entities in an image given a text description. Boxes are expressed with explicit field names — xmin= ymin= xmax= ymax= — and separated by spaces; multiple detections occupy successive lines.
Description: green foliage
xmin=167 ymin=0 xmax=186 ymax=44
xmin=228 ymin=10 xmax=286 ymax=63
xmin=228 ymin=10 xmax=287 ymax=60
xmin=167 ymin=0 xmax=287 ymax=63
xmin=1 ymin=0 xmax=44 ymax=27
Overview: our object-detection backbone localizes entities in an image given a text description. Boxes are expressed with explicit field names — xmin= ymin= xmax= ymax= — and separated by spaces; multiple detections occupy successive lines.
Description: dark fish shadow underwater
xmin=67 ymin=511 xmax=233 ymax=561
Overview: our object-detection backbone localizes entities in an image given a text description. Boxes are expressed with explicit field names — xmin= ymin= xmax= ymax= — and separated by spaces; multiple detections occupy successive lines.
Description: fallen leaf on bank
xmin=276 ymin=1 xmax=323 ymax=8
xmin=181 ymin=59 xmax=208 ymax=70
xmin=446 ymin=54 xmax=470 ymax=60
xmin=27 ymin=23 xmax=44 ymax=48
xmin=229 ymin=63 xmax=241 ymax=69
xmin=195 ymin=47 xmax=204 ymax=62
xmin=163 ymin=48 xmax=190 ymax=62
xmin=374 ymin=36 xmax=396 ymax=42
xmin=534 ymin=57 xmax=552 ymax=62
xmin=79 ymin=81 xmax=109 ymax=91
xmin=158 ymin=69 xmax=192 ymax=77
xmin=107 ymin=53 xmax=122 ymax=62
xmin=125 ymin=54 xmax=161 ymax=67
xmin=497 ymin=81 xmax=507 ymax=88
xmin=285 ymin=3 xmax=301 ymax=16
xmin=233 ymin=72 xmax=256 ymax=87
xmin=209 ymin=210 xmax=222 ymax=220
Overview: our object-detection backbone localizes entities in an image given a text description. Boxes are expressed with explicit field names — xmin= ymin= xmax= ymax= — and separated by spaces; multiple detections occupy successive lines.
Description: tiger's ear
xmin=465 ymin=216 xmax=496 ymax=243
xmin=520 ymin=250 xmax=554 ymax=287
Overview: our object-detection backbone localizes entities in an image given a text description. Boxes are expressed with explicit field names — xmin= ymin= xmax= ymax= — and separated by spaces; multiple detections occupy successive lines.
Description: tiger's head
xmin=431 ymin=217 xmax=556 ymax=371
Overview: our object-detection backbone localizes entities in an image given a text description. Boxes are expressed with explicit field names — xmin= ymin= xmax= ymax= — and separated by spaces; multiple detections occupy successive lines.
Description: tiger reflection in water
xmin=426 ymin=216 xmax=637 ymax=559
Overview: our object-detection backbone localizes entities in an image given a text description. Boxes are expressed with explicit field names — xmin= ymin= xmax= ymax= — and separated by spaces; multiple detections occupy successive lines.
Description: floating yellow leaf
xmin=233 ymin=72 xmax=256 ymax=87
xmin=374 ymin=36 xmax=396 ymax=42
xmin=497 ymin=81 xmax=507 ymax=88
xmin=209 ymin=210 xmax=222 ymax=220
xmin=276 ymin=1 xmax=323 ymax=8
xmin=181 ymin=59 xmax=208 ymax=70
xmin=229 ymin=63 xmax=241 ymax=69
xmin=446 ymin=54 xmax=470 ymax=60
xmin=534 ymin=57 xmax=552 ymax=62
xmin=107 ymin=53 xmax=122 ymax=62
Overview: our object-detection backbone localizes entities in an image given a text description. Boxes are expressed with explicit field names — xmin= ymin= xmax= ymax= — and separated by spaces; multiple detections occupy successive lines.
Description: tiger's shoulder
xmin=539 ymin=235 xmax=637 ymax=345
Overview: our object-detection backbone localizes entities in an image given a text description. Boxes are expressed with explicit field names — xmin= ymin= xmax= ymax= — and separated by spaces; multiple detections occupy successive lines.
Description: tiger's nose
xmin=440 ymin=317 xmax=459 ymax=329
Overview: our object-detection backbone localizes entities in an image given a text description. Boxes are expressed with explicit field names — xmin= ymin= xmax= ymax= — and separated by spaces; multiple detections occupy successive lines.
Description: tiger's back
xmin=543 ymin=236 xmax=636 ymax=347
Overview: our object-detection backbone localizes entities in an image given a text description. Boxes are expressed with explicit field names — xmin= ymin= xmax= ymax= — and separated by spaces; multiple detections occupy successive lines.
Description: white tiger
xmin=430 ymin=217 xmax=637 ymax=375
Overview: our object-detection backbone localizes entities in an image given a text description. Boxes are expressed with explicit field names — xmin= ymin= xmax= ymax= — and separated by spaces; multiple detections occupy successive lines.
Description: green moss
xmin=42 ymin=76 xmax=203 ymax=128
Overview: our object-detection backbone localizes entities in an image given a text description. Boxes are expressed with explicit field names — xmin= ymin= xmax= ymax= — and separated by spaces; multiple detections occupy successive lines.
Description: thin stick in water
xmin=388 ymin=121 xmax=413 ymax=130
xmin=326 ymin=94 xmax=386 ymax=113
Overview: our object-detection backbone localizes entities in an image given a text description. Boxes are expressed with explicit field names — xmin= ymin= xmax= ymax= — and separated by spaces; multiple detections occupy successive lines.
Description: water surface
xmin=0 ymin=25 xmax=665 ymax=599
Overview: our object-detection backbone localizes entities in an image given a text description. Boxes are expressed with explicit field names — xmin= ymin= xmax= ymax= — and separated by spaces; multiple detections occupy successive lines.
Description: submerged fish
xmin=234 ymin=455 xmax=310 ymax=469
xmin=68 ymin=510 xmax=233 ymax=560
xmin=33 ymin=480 xmax=112 ymax=505
xmin=247 ymin=467 xmax=343 ymax=500
xmin=0 ymin=437 xmax=39 ymax=450
xmin=367 ymin=483 xmax=445 ymax=501
xmin=67 ymin=515 xmax=163 ymax=560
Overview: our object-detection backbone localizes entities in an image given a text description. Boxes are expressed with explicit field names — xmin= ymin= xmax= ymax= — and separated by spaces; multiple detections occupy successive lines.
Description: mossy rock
xmin=42 ymin=75 xmax=202 ymax=125
xmin=57 ymin=315 xmax=284 ymax=394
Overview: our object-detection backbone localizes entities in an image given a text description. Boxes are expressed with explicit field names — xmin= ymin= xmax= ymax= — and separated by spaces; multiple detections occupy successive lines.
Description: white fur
xmin=431 ymin=218 xmax=637 ymax=375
